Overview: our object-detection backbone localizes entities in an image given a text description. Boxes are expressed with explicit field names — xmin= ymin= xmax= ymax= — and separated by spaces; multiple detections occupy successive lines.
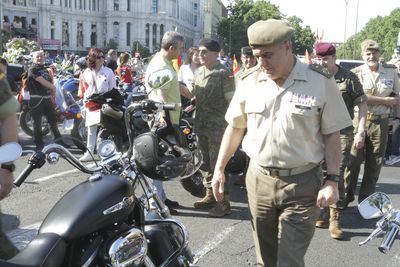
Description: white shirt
xmin=82 ymin=66 xmax=116 ymax=99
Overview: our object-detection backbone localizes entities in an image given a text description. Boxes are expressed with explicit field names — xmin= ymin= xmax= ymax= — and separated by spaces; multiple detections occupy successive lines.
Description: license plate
xmin=63 ymin=119 xmax=74 ymax=130
xmin=85 ymin=110 xmax=101 ymax=127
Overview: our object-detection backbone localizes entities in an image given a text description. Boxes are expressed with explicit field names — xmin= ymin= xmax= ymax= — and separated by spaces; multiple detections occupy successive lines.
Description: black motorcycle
xmin=2 ymin=101 xmax=200 ymax=266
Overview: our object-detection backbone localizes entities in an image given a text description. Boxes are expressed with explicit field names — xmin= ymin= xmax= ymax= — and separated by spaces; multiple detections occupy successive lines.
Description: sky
xmin=221 ymin=0 xmax=399 ymax=43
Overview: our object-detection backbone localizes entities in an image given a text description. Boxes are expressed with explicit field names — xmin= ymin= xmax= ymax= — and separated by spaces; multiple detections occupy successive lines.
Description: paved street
xmin=2 ymin=130 xmax=400 ymax=266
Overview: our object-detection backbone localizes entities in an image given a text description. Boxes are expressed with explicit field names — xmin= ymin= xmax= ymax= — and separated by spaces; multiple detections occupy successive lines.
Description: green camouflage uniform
xmin=333 ymin=65 xmax=367 ymax=208
xmin=0 ymin=73 xmax=20 ymax=259
xmin=192 ymin=62 xmax=235 ymax=189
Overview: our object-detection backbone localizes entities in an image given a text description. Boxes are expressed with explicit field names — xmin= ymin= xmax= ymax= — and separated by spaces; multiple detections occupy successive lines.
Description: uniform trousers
xmin=246 ymin=160 xmax=321 ymax=267
xmin=344 ymin=118 xmax=388 ymax=203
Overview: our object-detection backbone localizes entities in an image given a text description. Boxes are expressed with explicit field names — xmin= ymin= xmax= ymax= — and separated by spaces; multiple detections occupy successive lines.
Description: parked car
xmin=337 ymin=59 xmax=364 ymax=70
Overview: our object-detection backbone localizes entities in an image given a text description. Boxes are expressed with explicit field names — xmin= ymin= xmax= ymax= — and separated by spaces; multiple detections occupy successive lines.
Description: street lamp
xmin=344 ymin=0 xmax=350 ymax=58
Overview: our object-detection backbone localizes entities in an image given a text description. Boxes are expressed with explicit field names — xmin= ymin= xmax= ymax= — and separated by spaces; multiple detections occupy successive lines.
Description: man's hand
xmin=316 ymin=180 xmax=339 ymax=208
xmin=211 ymin=169 xmax=226 ymax=202
xmin=353 ymin=132 xmax=365 ymax=149
xmin=0 ymin=169 xmax=14 ymax=200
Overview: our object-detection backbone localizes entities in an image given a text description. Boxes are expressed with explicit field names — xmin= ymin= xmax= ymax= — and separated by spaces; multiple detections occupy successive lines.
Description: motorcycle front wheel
xmin=71 ymin=118 xmax=87 ymax=151
xmin=19 ymin=109 xmax=50 ymax=137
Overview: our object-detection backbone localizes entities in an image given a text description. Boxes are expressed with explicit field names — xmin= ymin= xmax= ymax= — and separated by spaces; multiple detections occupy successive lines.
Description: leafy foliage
xmin=131 ymin=41 xmax=151 ymax=59
xmin=2 ymin=37 xmax=40 ymax=63
xmin=336 ymin=8 xmax=400 ymax=60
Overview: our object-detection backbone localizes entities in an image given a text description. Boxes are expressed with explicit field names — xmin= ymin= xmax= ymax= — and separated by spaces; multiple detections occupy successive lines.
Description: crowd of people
xmin=0 ymin=18 xmax=400 ymax=266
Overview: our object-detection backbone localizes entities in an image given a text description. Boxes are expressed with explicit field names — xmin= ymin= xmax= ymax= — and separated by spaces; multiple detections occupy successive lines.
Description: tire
xmin=180 ymin=171 xmax=205 ymax=197
xmin=19 ymin=109 xmax=50 ymax=137
xmin=71 ymin=118 xmax=87 ymax=151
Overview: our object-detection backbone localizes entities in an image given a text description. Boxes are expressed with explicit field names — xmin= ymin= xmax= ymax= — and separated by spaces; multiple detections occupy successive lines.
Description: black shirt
xmin=27 ymin=64 xmax=52 ymax=96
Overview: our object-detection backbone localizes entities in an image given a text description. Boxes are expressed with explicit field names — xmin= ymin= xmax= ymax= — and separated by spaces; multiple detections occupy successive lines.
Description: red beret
xmin=315 ymin=42 xmax=336 ymax=57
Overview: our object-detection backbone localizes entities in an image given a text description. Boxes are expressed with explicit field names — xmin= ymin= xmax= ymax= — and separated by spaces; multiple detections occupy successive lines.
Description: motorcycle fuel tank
xmin=39 ymin=174 xmax=134 ymax=240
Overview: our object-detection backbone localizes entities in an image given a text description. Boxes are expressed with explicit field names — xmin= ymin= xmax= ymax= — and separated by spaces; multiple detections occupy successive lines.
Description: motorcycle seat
xmin=7 ymin=232 xmax=67 ymax=267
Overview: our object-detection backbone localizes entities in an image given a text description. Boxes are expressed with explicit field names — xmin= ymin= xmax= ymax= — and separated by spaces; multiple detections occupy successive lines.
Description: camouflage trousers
xmin=0 ymin=211 xmax=18 ymax=260
xmin=344 ymin=118 xmax=389 ymax=203
xmin=197 ymin=130 xmax=229 ymax=194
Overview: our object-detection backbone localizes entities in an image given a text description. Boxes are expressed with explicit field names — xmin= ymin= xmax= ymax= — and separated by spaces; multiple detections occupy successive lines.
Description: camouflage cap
xmin=241 ymin=46 xmax=253 ymax=56
xmin=361 ymin=39 xmax=382 ymax=53
xmin=247 ymin=19 xmax=293 ymax=46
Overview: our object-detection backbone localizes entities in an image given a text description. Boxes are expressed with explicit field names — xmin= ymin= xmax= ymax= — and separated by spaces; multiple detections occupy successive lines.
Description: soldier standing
xmin=191 ymin=38 xmax=235 ymax=217
xmin=0 ymin=73 xmax=19 ymax=259
xmin=211 ymin=19 xmax=352 ymax=266
xmin=234 ymin=46 xmax=258 ymax=86
xmin=314 ymin=42 xmax=368 ymax=240
xmin=344 ymin=39 xmax=400 ymax=205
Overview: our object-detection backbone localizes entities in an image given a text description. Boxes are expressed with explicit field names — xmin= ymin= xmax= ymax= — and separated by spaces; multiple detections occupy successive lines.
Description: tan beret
xmin=361 ymin=39 xmax=382 ymax=53
xmin=248 ymin=19 xmax=293 ymax=46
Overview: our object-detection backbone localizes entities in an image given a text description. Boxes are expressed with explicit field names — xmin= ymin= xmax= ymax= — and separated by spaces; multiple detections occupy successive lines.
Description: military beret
xmin=241 ymin=46 xmax=253 ymax=56
xmin=361 ymin=39 xmax=382 ymax=53
xmin=248 ymin=19 xmax=293 ymax=46
xmin=315 ymin=42 xmax=336 ymax=57
xmin=198 ymin=38 xmax=221 ymax=52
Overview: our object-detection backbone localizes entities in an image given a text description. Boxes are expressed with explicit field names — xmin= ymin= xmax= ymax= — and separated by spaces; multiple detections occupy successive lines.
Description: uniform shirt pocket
xmin=245 ymin=100 xmax=268 ymax=139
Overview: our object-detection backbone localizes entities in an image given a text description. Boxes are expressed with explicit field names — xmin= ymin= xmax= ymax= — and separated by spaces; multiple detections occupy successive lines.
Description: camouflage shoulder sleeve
xmin=308 ymin=64 xmax=332 ymax=78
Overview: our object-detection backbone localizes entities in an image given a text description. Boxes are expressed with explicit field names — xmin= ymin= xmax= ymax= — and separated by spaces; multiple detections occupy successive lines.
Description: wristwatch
xmin=1 ymin=163 xmax=16 ymax=173
xmin=324 ymin=174 xmax=340 ymax=183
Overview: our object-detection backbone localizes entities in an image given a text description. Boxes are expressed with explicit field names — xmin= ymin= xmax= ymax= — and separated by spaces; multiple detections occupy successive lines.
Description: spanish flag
xmin=304 ymin=49 xmax=313 ymax=64
xmin=232 ymin=54 xmax=240 ymax=75
xmin=172 ymin=55 xmax=182 ymax=72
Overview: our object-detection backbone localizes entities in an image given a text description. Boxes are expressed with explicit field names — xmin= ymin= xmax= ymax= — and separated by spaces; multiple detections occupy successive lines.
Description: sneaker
xmin=385 ymin=155 xmax=400 ymax=166
xmin=79 ymin=152 xmax=94 ymax=162
xmin=165 ymin=198 xmax=180 ymax=208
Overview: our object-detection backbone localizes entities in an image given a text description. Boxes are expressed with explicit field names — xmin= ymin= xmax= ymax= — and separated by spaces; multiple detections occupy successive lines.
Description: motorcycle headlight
xmin=109 ymin=228 xmax=147 ymax=267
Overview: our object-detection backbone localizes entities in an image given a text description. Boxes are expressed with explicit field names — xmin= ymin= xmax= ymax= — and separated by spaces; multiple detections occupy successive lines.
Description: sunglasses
xmin=97 ymin=55 xmax=105 ymax=59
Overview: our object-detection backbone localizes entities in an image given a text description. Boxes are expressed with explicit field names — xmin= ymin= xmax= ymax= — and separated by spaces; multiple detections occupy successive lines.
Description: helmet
xmin=225 ymin=149 xmax=248 ymax=175
xmin=133 ymin=132 xmax=190 ymax=180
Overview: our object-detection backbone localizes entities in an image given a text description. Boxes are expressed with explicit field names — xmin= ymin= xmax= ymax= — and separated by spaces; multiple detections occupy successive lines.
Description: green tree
xmin=218 ymin=0 xmax=281 ymax=57
xmin=337 ymin=8 xmax=400 ymax=60
xmin=286 ymin=16 xmax=315 ymax=56
xmin=132 ymin=41 xmax=150 ymax=59
xmin=217 ymin=0 xmax=314 ymax=58
xmin=106 ymin=38 xmax=118 ymax=51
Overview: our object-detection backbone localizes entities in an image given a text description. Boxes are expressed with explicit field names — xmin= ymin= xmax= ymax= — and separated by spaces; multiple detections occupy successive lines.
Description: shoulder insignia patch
xmin=0 ymin=73 xmax=4 ymax=80
xmin=240 ymin=65 xmax=259 ymax=80
xmin=309 ymin=64 xmax=331 ymax=78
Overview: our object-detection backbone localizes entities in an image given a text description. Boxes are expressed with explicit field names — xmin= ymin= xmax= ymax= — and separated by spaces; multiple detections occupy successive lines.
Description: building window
xmin=62 ymin=21 xmax=69 ymax=46
xmin=194 ymin=15 xmax=197 ymax=27
xmin=152 ymin=0 xmax=158 ymax=13
xmin=92 ymin=0 xmax=96 ymax=11
xmin=127 ymin=22 xmax=131 ymax=46
xmin=114 ymin=0 xmax=119 ymax=11
xmin=159 ymin=24 xmax=164 ymax=43
xmin=79 ymin=0 xmax=82 ymax=9
xmin=145 ymin=24 xmax=149 ymax=48
xmin=91 ymin=24 xmax=97 ymax=46
xmin=127 ymin=0 xmax=130 ymax=11
xmin=51 ymin=0 xmax=54 ymax=4
xmin=194 ymin=3 xmax=198 ymax=10
xmin=152 ymin=24 xmax=157 ymax=51
xmin=77 ymin=23 xmax=83 ymax=48
xmin=51 ymin=28 xmax=55 ymax=39
xmin=113 ymin=22 xmax=119 ymax=42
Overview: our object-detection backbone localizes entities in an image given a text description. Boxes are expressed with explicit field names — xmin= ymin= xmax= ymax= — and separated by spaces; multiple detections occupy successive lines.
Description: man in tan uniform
xmin=344 ymin=40 xmax=400 ymax=205
xmin=211 ymin=19 xmax=352 ymax=266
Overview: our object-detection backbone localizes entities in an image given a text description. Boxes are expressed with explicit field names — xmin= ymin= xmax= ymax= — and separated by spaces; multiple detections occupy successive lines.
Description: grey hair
xmin=161 ymin=31 xmax=184 ymax=50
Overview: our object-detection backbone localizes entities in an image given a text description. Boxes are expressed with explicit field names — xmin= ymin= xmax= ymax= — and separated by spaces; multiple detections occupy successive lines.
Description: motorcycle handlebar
xmin=379 ymin=224 xmax=399 ymax=253
xmin=14 ymin=152 xmax=46 ymax=187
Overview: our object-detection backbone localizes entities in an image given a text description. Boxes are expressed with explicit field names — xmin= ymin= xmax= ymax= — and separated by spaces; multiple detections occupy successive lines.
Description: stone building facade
xmin=1 ymin=0 xmax=226 ymax=54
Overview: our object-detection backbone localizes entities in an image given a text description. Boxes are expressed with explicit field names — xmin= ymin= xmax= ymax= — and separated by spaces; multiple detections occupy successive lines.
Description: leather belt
xmin=254 ymin=162 xmax=318 ymax=177
xmin=367 ymin=113 xmax=389 ymax=121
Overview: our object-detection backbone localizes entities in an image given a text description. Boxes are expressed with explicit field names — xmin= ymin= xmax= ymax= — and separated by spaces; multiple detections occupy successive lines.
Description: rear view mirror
xmin=358 ymin=192 xmax=392 ymax=219
xmin=0 ymin=142 xmax=22 ymax=163
xmin=146 ymin=69 xmax=174 ymax=91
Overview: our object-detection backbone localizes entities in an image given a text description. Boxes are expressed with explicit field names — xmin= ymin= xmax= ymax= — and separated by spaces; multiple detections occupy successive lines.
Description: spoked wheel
xmin=19 ymin=109 xmax=50 ymax=137
xmin=71 ymin=118 xmax=87 ymax=151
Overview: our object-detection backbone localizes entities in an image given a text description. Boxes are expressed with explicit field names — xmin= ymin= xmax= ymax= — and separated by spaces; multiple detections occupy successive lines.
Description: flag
xmin=172 ymin=55 xmax=182 ymax=72
xmin=232 ymin=54 xmax=240 ymax=75
xmin=304 ymin=49 xmax=313 ymax=64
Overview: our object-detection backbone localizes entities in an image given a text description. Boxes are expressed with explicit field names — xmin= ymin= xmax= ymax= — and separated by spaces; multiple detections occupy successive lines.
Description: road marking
xmin=33 ymin=163 xmax=96 ymax=183
xmin=192 ymin=226 xmax=234 ymax=264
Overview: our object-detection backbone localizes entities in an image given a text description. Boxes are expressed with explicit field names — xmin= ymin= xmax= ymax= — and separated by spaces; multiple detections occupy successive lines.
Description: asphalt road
xmin=2 ymin=130 xmax=400 ymax=266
